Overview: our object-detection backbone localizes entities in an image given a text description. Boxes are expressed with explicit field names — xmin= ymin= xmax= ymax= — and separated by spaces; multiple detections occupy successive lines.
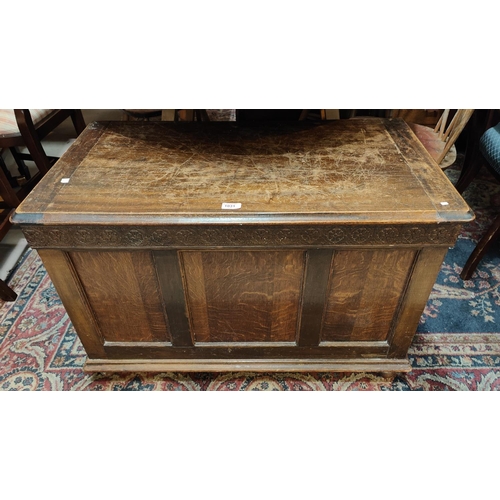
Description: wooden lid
xmin=13 ymin=119 xmax=473 ymax=225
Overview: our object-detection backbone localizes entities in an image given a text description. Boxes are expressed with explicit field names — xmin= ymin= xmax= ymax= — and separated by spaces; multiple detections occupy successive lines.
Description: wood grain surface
xmin=181 ymin=250 xmax=304 ymax=343
xmin=69 ymin=251 xmax=170 ymax=343
xmin=13 ymin=119 xmax=472 ymax=226
xmin=321 ymin=249 xmax=416 ymax=342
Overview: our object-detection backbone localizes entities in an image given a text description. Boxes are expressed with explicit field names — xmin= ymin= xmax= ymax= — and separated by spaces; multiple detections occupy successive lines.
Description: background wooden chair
xmin=0 ymin=109 xmax=85 ymax=186
xmin=390 ymin=109 xmax=443 ymax=127
xmin=406 ymin=109 xmax=474 ymax=169
xmin=0 ymin=109 xmax=85 ymax=301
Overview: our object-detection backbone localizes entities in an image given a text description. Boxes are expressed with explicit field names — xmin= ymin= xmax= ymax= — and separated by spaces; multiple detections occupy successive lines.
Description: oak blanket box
xmin=13 ymin=119 xmax=473 ymax=373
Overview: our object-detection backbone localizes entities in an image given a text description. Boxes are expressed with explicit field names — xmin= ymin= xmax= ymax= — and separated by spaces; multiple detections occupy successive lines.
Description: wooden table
xmin=13 ymin=119 xmax=473 ymax=373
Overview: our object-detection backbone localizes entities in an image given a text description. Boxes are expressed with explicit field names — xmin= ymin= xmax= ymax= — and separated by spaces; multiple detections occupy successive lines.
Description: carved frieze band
xmin=21 ymin=224 xmax=462 ymax=249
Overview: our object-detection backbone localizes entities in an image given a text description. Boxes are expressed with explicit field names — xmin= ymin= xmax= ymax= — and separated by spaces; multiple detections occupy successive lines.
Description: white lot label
xmin=221 ymin=203 xmax=242 ymax=210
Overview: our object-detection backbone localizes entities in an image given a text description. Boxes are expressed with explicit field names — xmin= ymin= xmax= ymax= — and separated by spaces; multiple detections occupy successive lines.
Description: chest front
xmin=13 ymin=119 xmax=473 ymax=372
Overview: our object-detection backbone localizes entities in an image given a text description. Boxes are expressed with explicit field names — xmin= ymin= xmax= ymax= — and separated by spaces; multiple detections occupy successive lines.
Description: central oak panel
xmin=180 ymin=250 xmax=305 ymax=343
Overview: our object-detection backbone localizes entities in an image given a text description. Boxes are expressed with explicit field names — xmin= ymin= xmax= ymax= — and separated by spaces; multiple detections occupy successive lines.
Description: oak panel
xmin=38 ymin=249 xmax=106 ymax=359
xmin=321 ymin=249 xmax=416 ymax=342
xmin=181 ymin=250 xmax=305 ymax=343
xmin=69 ymin=251 xmax=170 ymax=343
xmin=388 ymin=247 xmax=449 ymax=357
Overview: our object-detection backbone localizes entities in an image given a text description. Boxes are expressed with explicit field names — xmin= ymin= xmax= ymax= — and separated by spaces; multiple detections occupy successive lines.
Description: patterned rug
xmin=1 ymin=161 xmax=500 ymax=390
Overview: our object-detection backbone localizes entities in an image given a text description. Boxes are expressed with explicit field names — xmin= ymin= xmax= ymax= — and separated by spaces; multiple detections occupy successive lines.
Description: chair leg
xmin=14 ymin=110 xmax=51 ymax=175
xmin=195 ymin=110 xmax=210 ymax=122
xmin=461 ymin=213 xmax=500 ymax=280
xmin=0 ymin=153 xmax=18 ymax=187
xmin=0 ymin=278 xmax=17 ymax=301
xmin=455 ymin=150 xmax=485 ymax=194
xmin=70 ymin=110 xmax=86 ymax=135
xmin=9 ymin=147 xmax=32 ymax=180
xmin=24 ymin=141 xmax=51 ymax=175
xmin=0 ymin=163 xmax=20 ymax=207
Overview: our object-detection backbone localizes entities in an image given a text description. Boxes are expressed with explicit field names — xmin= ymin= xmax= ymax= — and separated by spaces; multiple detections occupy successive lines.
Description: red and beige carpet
xmin=1 ymin=163 xmax=500 ymax=390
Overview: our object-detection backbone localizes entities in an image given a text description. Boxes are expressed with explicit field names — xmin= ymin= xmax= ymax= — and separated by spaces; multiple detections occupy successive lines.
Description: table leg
xmin=0 ymin=279 xmax=17 ymax=301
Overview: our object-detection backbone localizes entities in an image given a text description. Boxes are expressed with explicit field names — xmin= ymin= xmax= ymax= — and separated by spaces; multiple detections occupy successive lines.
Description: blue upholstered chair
xmin=461 ymin=122 xmax=500 ymax=279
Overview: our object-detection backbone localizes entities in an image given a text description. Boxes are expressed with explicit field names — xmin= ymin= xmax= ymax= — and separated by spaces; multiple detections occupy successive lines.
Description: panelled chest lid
xmin=13 ymin=118 xmax=473 ymax=226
